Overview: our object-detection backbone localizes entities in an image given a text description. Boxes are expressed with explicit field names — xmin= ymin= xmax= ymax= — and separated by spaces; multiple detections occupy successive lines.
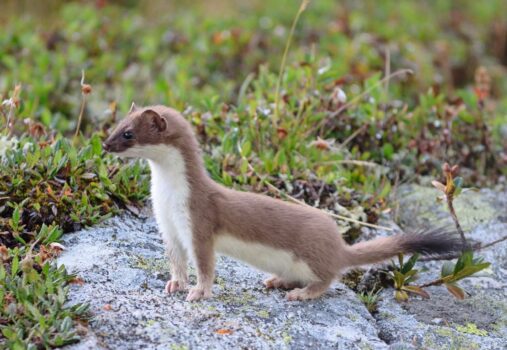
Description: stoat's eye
xmin=123 ymin=131 xmax=134 ymax=140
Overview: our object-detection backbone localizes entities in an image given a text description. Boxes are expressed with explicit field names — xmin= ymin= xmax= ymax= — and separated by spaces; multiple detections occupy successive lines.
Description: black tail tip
xmin=401 ymin=229 xmax=465 ymax=256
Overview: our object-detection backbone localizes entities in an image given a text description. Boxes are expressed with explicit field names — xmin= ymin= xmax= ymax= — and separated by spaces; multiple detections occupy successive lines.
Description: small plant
xmin=73 ymin=70 xmax=93 ymax=142
xmin=389 ymin=163 xmax=491 ymax=302
xmin=0 ymin=86 xmax=150 ymax=348
xmin=431 ymin=163 xmax=469 ymax=249
xmin=418 ymin=250 xmax=490 ymax=299
xmin=1 ymin=225 xmax=90 ymax=348
xmin=358 ymin=287 xmax=383 ymax=313
xmin=389 ymin=253 xmax=429 ymax=302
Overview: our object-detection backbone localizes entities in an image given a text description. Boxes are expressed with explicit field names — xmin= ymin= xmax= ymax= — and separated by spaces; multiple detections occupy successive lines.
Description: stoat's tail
xmin=344 ymin=229 xmax=462 ymax=267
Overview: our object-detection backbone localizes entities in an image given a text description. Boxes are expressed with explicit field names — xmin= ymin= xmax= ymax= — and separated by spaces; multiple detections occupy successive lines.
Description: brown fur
xmin=103 ymin=105 xmax=462 ymax=301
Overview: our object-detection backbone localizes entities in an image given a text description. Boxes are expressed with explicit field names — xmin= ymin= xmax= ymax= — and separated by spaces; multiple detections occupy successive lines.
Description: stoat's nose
xmin=102 ymin=142 xmax=111 ymax=152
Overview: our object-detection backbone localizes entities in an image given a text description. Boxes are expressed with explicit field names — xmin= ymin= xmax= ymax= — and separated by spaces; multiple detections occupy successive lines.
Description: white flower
xmin=1 ymin=98 xmax=15 ymax=108
xmin=23 ymin=142 xmax=33 ymax=153
xmin=0 ymin=136 xmax=18 ymax=158
xmin=332 ymin=87 xmax=347 ymax=104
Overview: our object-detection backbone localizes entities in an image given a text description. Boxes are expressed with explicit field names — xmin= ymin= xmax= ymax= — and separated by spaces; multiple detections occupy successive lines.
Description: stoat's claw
xmin=185 ymin=286 xmax=212 ymax=302
xmin=263 ymin=276 xmax=301 ymax=290
xmin=286 ymin=288 xmax=306 ymax=301
xmin=164 ymin=280 xmax=187 ymax=294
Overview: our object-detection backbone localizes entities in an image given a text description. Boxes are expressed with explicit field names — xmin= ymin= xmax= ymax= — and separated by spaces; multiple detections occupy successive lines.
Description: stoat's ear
xmin=142 ymin=109 xmax=167 ymax=132
xmin=129 ymin=102 xmax=138 ymax=114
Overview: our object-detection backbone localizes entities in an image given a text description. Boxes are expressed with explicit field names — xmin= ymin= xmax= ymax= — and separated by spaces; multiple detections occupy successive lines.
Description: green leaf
xmin=43 ymin=226 xmax=63 ymax=244
xmin=454 ymin=250 xmax=472 ymax=274
xmin=24 ymin=301 xmax=42 ymax=319
xmin=393 ymin=271 xmax=405 ymax=288
xmin=450 ymin=262 xmax=491 ymax=282
xmin=12 ymin=206 xmax=20 ymax=228
xmin=2 ymin=327 xmax=16 ymax=340
xmin=441 ymin=261 xmax=454 ymax=277
xmin=241 ymin=140 xmax=252 ymax=157
xmin=382 ymin=143 xmax=394 ymax=160
xmin=60 ymin=316 xmax=73 ymax=332
xmin=240 ymin=158 xmax=248 ymax=175
xmin=11 ymin=254 xmax=19 ymax=277
xmin=90 ymin=134 xmax=103 ymax=156
xmin=401 ymin=253 xmax=419 ymax=274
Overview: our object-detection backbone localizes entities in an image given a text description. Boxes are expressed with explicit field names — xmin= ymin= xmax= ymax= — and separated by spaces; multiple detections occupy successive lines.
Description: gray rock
xmin=59 ymin=215 xmax=387 ymax=350
xmin=59 ymin=185 xmax=507 ymax=349
xmin=373 ymin=185 xmax=507 ymax=349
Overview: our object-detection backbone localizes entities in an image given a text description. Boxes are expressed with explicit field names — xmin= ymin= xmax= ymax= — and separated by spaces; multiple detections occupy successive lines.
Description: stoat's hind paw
xmin=164 ymin=279 xmax=187 ymax=294
xmin=286 ymin=281 xmax=331 ymax=301
xmin=263 ymin=276 xmax=302 ymax=290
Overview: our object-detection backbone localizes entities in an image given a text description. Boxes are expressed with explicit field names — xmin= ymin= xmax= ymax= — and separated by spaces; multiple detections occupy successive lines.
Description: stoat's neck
xmin=147 ymin=143 xmax=213 ymax=194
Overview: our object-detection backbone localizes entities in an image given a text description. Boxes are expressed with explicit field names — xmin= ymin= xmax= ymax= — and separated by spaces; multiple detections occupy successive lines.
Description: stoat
xmin=103 ymin=104 xmax=461 ymax=301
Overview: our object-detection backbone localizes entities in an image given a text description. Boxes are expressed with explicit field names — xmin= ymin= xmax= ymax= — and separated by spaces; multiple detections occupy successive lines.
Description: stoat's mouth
xmin=103 ymin=141 xmax=137 ymax=156
xmin=108 ymin=145 xmax=154 ymax=160
xmin=109 ymin=148 xmax=141 ymax=158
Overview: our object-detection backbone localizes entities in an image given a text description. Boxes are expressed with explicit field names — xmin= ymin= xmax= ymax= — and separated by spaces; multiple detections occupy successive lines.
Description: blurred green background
xmin=1 ymin=0 xmax=506 ymax=198
xmin=2 ymin=0 xmax=507 ymax=209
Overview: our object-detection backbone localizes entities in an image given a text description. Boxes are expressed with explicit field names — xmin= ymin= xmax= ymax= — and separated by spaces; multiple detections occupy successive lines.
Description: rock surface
xmin=59 ymin=186 xmax=507 ymax=349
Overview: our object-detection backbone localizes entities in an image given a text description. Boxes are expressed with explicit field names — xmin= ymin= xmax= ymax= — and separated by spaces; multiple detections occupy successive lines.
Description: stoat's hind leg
xmin=286 ymin=280 xmax=332 ymax=301
xmin=263 ymin=276 xmax=303 ymax=290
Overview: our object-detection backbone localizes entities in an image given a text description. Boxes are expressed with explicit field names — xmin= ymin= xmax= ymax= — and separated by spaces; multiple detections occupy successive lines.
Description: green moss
xmin=215 ymin=276 xmax=226 ymax=289
xmin=455 ymin=323 xmax=488 ymax=337
xmin=399 ymin=185 xmax=496 ymax=230
xmin=282 ymin=331 xmax=292 ymax=345
xmin=256 ymin=310 xmax=270 ymax=319
xmin=348 ymin=313 xmax=359 ymax=322
xmin=170 ymin=344 xmax=189 ymax=350
xmin=130 ymin=255 xmax=169 ymax=272
xmin=144 ymin=320 xmax=157 ymax=327
xmin=433 ymin=327 xmax=481 ymax=349
xmin=436 ymin=328 xmax=454 ymax=337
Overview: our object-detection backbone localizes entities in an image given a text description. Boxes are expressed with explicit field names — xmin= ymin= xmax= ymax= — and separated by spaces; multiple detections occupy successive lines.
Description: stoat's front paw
xmin=185 ymin=286 xmax=212 ymax=302
xmin=164 ymin=279 xmax=187 ymax=294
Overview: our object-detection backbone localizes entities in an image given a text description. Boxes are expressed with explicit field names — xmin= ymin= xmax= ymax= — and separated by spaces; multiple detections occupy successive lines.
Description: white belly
xmin=215 ymin=234 xmax=318 ymax=283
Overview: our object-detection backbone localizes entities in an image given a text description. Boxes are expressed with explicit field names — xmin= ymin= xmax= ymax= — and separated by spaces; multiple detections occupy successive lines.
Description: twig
xmin=317 ymin=159 xmax=381 ymax=168
xmin=477 ymin=234 xmax=507 ymax=250
xmin=74 ymin=70 xmax=92 ymax=142
xmin=384 ymin=46 xmax=391 ymax=101
xmin=446 ymin=193 xmax=468 ymax=250
xmin=273 ymin=0 xmax=309 ymax=128
xmin=312 ymin=68 xmax=413 ymax=137
xmin=3 ymin=85 xmax=21 ymax=137
xmin=417 ymin=278 xmax=445 ymax=289
xmin=237 ymin=143 xmax=394 ymax=231
xmin=336 ymin=123 xmax=368 ymax=149
xmin=74 ymin=93 xmax=87 ymax=140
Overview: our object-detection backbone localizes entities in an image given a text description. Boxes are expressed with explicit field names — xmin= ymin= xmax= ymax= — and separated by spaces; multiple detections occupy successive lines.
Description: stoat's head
xmin=103 ymin=103 xmax=191 ymax=160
